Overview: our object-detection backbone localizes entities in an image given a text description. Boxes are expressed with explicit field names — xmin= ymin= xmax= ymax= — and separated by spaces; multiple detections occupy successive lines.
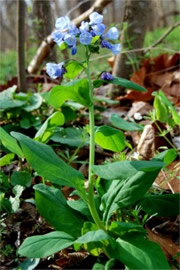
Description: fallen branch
xmin=27 ymin=0 xmax=112 ymax=74
xmin=143 ymin=21 xmax=180 ymax=55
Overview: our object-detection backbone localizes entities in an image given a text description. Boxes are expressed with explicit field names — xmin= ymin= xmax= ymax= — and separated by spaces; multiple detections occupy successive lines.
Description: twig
xmin=67 ymin=0 xmax=90 ymax=16
xmin=143 ymin=21 xmax=180 ymax=55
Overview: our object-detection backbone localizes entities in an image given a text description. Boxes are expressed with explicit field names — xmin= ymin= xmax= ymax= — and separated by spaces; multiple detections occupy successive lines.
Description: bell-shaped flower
xmin=103 ymin=27 xmax=119 ymax=40
xmin=80 ymin=21 xmax=89 ymax=33
xmin=55 ymin=16 xmax=72 ymax=31
xmin=52 ymin=30 xmax=64 ymax=46
xmin=80 ymin=31 xmax=92 ymax=45
xmin=111 ymin=43 xmax=121 ymax=55
xmin=64 ymin=34 xmax=76 ymax=47
xmin=89 ymin=12 xmax=103 ymax=25
xmin=91 ymin=23 xmax=106 ymax=36
xmin=46 ymin=62 xmax=66 ymax=79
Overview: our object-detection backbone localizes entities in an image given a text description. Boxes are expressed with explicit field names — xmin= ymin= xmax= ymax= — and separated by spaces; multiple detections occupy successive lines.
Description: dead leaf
xmin=155 ymin=161 xmax=180 ymax=193
xmin=137 ymin=124 xmax=155 ymax=159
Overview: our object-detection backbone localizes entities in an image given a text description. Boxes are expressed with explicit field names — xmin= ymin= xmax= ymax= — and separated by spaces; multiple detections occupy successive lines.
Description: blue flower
xmin=104 ymin=27 xmax=119 ymax=40
xmin=101 ymin=40 xmax=113 ymax=49
xmin=101 ymin=72 xmax=114 ymax=81
xmin=89 ymin=12 xmax=103 ymax=25
xmin=111 ymin=43 xmax=121 ymax=55
xmin=55 ymin=16 xmax=72 ymax=31
xmin=80 ymin=31 xmax=92 ymax=45
xmin=46 ymin=63 xmax=66 ymax=79
xmin=64 ymin=34 xmax=76 ymax=46
xmin=52 ymin=30 xmax=64 ymax=46
xmin=91 ymin=23 xmax=106 ymax=36
xmin=80 ymin=21 xmax=89 ymax=33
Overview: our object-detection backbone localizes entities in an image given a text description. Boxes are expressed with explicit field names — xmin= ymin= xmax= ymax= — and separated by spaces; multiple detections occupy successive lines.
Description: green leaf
xmin=102 ymin=169 xmax=162 ymax=223
xmin=153 ymin=91 xmax=180 ymax=125
xmin=114 ymin=234 xmax=170 ymax=269
xmin=51 ymin=127 xmax=89 ymax=147
xmin=154 ymin=94 xmax=168 ymax=123
xmin=110 ymin=114 xmax=143 ymax=131
xmin=11 ymin=132 xmax=86 ymax=199
xmin=112 ymin=77 xmax=147 ymax=91
xmin=139 ymin=193 xmax=180 ymax=216
xmin=11 ymin=171 xmax=32 ymax=187
xmin=35 ymin=112 xmax=65 ymax=143
xmin=153 ymin=149 xmax=177 ymax=166
xmin=0 ymin=153 xmax=15 ymax=166
xmin=75 ymin=230 xmax=111 ymax=244
xmin=64 ymin=60 xmax=84 ymax=79
xmin=95 ymin=126 xmax=126 ymax=152
xmin=18 ymin=231 xmax=75 ymax=258
xmin=0 ymin=85 xmax=27 ymax=110
xmin=0 ymin=127 xmax=23 ymax=158
xmin=109 ymin=221 xmax=145 ymax=237
xmin=23 ymin=93 xmax=42 ymax=112
xmin=61 ymin=105 xmax=76 ymax=122
xmin=93 ymin=77 xmax=147 ymax=92
xmin=34 ymin=184 xmax=85 ymax=237
xmin=67 ymin=199 xmax=91 ymax=217
xmin=47 ymin=79 xmax=91 ymax=108
xmin=93 ymin=160 xmax=164 ymax=180
xmin=92 ymin=263 xmax=105 ymax=270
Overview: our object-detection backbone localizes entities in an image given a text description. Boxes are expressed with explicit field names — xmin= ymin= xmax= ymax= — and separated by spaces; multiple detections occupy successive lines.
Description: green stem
xmin=86 ymin=47 xmax=105 ymax=230
xmin=154 ymin=121 xmax=176 ymax=150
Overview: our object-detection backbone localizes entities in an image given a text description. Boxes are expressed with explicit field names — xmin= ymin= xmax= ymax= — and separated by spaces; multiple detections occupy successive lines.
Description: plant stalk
xmin=86 ymin=47 xmax=105 ymax=230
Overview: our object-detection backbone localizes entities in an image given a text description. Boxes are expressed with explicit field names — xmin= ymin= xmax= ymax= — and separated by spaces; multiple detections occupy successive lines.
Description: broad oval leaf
xmin=0 ymin=127 xmax=23 ymax=158
xmin=110 ymin=114 xmax=143 ymax=131
xmin=95 ymin=126 xmax=126 ymax=152
xmin=47 ymin=79 xmax=91 ymax=108
xmin=75 ymin=229 xmax=111 ymax=244
xmin=139 ymin=193 xmax=180 ymax=216
xmin=18 ymin=231 xmax=75 ymax=258
xmin=64 ymin=60 xmax=84 ymax=79
xmin=114 ymin=234 xmax=170 ymax=269
xmin=93 ymin=160 xmax=164 ymax=180
xmin=11 ymin=132 xmax=86 ymax=199
xmin=34 ymin=184 xmax=85 ymax=237
xmin=0 ymin=85 xmax=26 ymax=110
xmin=102 ymin=168 xmax=162 ymax=223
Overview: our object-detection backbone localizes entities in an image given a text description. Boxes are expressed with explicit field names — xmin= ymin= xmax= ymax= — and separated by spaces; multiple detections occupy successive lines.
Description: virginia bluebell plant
xmin=46 ymin=12 xmax=121 ymax=79
xmin=13 ymin=11 xmax=173 ymax=270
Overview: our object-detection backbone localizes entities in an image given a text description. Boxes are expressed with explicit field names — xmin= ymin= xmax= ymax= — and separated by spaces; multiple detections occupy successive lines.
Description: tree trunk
xmin=33 ymin=0 xmax=57 ymax=62
xmin=17 ymin=0 xmax=27 ymax=92
xmin=110 ymin=0 xmax=151 ymax=98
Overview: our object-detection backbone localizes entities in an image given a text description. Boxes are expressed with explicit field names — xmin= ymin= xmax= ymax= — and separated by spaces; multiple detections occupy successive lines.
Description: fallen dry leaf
xmin=155 ymin=161 xmax=180 ymax=193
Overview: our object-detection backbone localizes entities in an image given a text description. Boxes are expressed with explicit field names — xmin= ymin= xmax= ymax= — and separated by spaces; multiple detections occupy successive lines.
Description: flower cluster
xmin=47 ymin=12 xmax=121 ymax=79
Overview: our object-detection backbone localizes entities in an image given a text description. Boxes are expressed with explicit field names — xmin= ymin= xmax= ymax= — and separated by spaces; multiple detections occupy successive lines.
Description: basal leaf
xmin=95 ymin=126 xmax=126 ymax=152
xmin=102 ymin=168 xmax=162 ymax=223
xmin=110 ymin=114 xmax=143 ymax=131
xmin=75 ymin=229 xmax=111 ymax=244
xmin=114 ymin=234 xmax=170 ymax=269
xmin=92 ymin=160 xmax=164 ymax=181
xmin=18 ymin=231 xmax=75 ymax=258
xmin=34 ymin=184 xmax=85 ymax=237
xmin=35 ymin=112 xmax=65 ymax=143
xmin=0 ymin=127 xmax=23 ymax=158
xmin=11 ymin=132 xmax=86 ymax=199
xmin=139 ymin=193 xmax=180 ymax=216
